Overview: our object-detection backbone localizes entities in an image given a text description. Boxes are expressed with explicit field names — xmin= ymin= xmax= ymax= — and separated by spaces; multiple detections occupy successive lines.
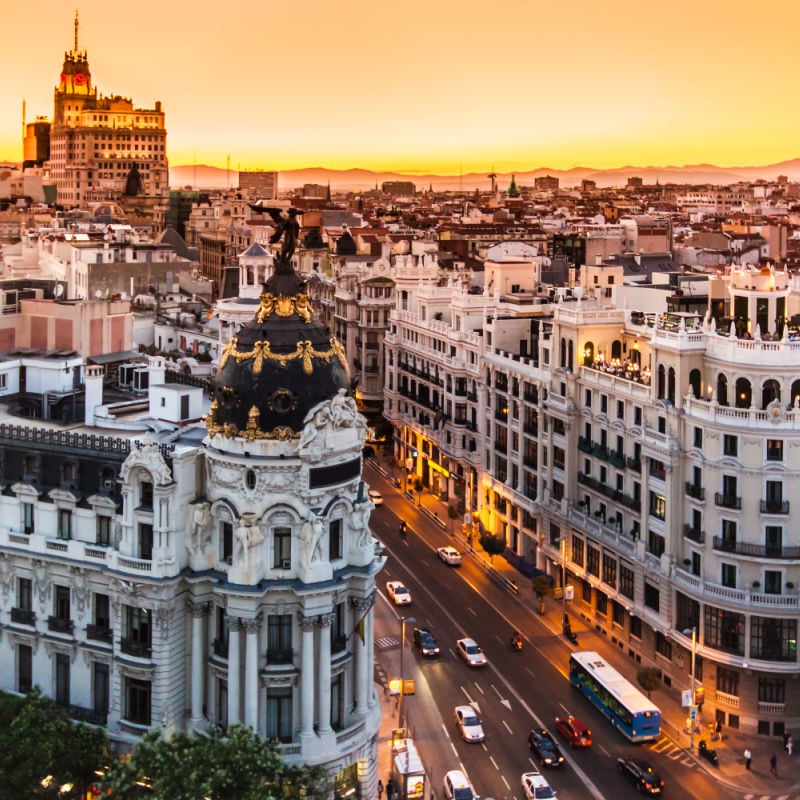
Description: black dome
xmin=207 ymin=269 xmax=350 ymax=440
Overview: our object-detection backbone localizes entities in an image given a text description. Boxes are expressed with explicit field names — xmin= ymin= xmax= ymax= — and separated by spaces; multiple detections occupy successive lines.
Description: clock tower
xmin=53 ymin=10 xmax=94 ymax=125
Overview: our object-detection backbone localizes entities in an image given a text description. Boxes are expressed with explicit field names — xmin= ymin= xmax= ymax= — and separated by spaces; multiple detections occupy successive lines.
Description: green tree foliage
xmin=531 ymin=575 xmax=553 ymax=615
xmin=0 ymin=689 xmax=107 ymax=800
xmin=447 ymin=504 xmax=460 ymax=534
xmin=479 ymin=532 xmax=506 ymax=563
xmin=98 ymin=725 xmax=330 ymax=800
xmin=637 ymin=667 xmax=662 ymax=698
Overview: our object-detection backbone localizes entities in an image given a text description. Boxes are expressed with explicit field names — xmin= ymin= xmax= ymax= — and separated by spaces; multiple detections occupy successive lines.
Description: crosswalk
xmin=646 ymin=736 xmax=697 ymax=767
xmin=375 ymin=635 xmax=400 ymax=650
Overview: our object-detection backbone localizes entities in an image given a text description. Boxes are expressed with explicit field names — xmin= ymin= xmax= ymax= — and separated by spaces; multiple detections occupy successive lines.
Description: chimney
xmin=84 ymin=365 xmax=104 ymax=426
xmin=148 ymin=355 xmax=166 ymax=386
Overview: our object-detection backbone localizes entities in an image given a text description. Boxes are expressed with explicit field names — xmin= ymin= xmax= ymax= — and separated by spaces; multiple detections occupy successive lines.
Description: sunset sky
xmin=2 ymin=1 xmax=798 ymax=175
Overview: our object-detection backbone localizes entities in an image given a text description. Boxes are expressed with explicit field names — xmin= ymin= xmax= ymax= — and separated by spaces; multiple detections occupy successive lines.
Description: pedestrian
xmin=784 ymin=730 xmax=790 ymax=751
xmin=377 ymin=779 xmax=384 ymax=799
xmin=714 ymin=719 xmax=722 ymax=741
xmin=770 ymin=753 xmax=778 ymax=776
xmin=788 ymin=735 xmax=794 ymax=756
xmin=744 ymin=748 xmax=752 ymax=770
xmin=386 ymin=777 xmax=395 ymax=800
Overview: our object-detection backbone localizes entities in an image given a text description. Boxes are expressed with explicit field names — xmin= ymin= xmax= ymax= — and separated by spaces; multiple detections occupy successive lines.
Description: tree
xmin=479 ymin=532 xmax=506 ymax=564
xmin=0 ymin=688 xmax=108 ymax=800
xmin=447 ymin=504 xmax=460 ymax=534
xmin=637 ymin=667 xmax=662 ymax=698
xmin=531 ymin=575 xmax=553 ymax=616
xmin=98 ymin=724 xmax=330 ymax=800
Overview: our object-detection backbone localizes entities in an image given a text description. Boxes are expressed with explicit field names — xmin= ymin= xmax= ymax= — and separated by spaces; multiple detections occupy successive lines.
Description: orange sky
xmin=3 ymin=1 xmax=799 ymax=174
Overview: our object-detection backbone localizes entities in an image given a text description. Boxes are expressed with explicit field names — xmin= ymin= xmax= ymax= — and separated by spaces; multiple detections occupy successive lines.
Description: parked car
xmin=521 ymin=768 xmax=557 ymax=799
xmin=554 ymin=715 xmax=592 ymax=748
xmin=528 ymin=728 xmax=565 ymax=767
xmin=617 ymin=757 xmax=664 ymax=794
xmin=386 ymin=580 xmax=412 ymax=605
xmin=454 ymin=705 xmax=485 ymax=743
xmin=437 ymin=545 xmax=462 ymax=565
xmin=443 ymin=769 xmax=476 ymax=800
xmin=456 ymin=637 xmax=488 ymax=667
xmin=413 ymin=627 xmax=440 ymax=657
xmin=368 ymin=489 xmax=384 ymax=506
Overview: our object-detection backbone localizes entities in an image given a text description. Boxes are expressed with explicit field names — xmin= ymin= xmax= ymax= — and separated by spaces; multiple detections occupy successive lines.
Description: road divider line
xmin=502 ymin=719 xmax=513 ymax=735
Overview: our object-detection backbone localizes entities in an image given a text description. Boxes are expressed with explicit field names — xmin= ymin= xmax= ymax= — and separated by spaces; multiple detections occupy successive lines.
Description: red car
xmin=554 ymin=715 xmax=592 ymax=747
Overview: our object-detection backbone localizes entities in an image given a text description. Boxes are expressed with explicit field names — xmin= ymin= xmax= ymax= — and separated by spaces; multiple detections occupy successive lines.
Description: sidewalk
xmin=367 ymin=457 xmax=800 ymax=795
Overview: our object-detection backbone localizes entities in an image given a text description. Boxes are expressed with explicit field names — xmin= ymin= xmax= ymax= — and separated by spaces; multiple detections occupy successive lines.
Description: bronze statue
xmin=123 ymin=162 xmax=144 ymax=196
xmin=250 ymin=206 xmax=301 ymax=271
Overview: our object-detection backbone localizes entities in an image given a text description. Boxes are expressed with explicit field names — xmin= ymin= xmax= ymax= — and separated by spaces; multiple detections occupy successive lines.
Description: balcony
xmin=592 ymin=444 xmax=610 ymax=461
xmin=608 ymin=451 xmax=625 ymax=468
xmin=685 ymin=482 xmax=705 ymax=501
xmin=48 ymin=616 xmax=74 ymax=635
xmin=578 ymin=437 xmax=592 ymax=453
xmin=67 ymin=704 xmax=108 ymax=726
xmin=683 ymin=524 xmax=705 ymax=544
xmin=761 ymin=499 xmax=790 ymax=514
xmin=86 ymin=624 xmax=113 ymax=643
xmin=713 ymin=536 xmax=800 ymax=559
xmin=714 ymin=492 xmax=742 ymax=510
xmin=120 ymin=637 xmax=152 ymax=658
xmin=626 ymin=457 xmax=641 ymax=473
xmin=10 ymin=607 xmax=35 ymax=625
xmin=266 ymin=648 xmax=294 ymax=664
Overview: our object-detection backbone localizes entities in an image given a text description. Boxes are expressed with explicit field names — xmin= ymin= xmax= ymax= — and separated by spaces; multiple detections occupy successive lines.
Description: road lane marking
xmin=501 ymin=775 xmax=511 ymax=790
xmin=468 ymin=606 xmax=477 ymax=616
xmin=525 ymin=666 xmax=536 ymax=677
xmin=503 ymin=719 xmax=513 ymax=735
xmin=475 ymin=683 xmax=485 ymax=695
xmin=597 ymin=744 xmax=610 ymax=757
xmin=558 ymin=702 xmax=571 ymax=714
xmin=490 ymin=755 xmax=500 ymax=771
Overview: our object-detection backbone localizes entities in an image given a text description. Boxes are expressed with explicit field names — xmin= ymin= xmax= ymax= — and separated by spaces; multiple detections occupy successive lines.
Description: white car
xmin=443 ymin=769 xmax=476 ymax=800
xmin=454 ymin=705 xmax=485 ymax=743
xmin=368 ymin=489 xmax=384 ymax=506
xmin=522 ymin=769 xmax=557 ymax=799
xmin=386 ymin=580 xmax=412 ymax=605
xmin=437 ymin=545 xmax=462 ymax=565
xmin=456 ymin=637 xmax=487 ymax=667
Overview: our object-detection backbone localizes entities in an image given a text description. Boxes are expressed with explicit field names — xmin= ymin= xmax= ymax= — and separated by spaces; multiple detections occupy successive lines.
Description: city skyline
xmin=4 ymin=1 xmax=800 ymax=175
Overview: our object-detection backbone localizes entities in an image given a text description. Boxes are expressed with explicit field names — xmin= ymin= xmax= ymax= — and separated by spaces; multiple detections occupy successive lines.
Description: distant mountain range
xmin=169 ymin=160 xmax=800 ymax=193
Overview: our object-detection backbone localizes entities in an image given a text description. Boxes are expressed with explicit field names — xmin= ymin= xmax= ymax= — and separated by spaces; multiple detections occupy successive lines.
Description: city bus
xmin=568 ymin=651 xmax=662 ymax=742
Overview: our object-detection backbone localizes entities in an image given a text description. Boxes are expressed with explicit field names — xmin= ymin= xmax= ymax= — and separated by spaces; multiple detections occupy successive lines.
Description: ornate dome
xmin=207 ymin=266 xmax=350 ymax=441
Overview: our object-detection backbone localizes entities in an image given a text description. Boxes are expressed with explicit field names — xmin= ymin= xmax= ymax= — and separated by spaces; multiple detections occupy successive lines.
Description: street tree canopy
xmin=98 ymin=724 xmax=331 ymax=800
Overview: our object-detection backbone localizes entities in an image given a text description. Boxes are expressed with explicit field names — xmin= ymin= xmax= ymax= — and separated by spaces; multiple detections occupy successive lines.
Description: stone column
xmin=317 ymin=612 xmax=334 ymax=733
xmin=188 ymin=600 xmax=209 ymax=725
xmin=226 ymin=616 xmax=241 ymax=726
xmin=351 ymin=595 xmax=374 ymax=715
xmin=244 ymin=615 xmax=262 ymax=730
xmin=366 ymin=601 xmax=376 ymax=708
xmin=299 ymin=614 xmax=316 ymax=738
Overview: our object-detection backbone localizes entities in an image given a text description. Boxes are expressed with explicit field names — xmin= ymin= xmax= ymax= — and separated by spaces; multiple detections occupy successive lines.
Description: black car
xmin=413 ymin=627 xmax=440 ymax=657
xmin=617 ymin=757 xmax=664 ymax=795
xmin=528 ymin=728 xmax=565 ymax=767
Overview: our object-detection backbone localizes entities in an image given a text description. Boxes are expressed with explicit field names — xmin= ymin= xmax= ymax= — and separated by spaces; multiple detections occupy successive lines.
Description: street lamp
xmin=398 ymin=615 xmax=416 ymax=728
xmin=683 ymin=626 xmax=697 ymax=752
xmin=559 ymin=537 xmax=567 ymax=622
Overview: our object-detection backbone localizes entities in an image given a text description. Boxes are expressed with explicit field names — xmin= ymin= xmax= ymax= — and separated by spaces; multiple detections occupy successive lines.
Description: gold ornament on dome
xmin=257 ymin=291 xmax=312 ymax=323
xmin=218 ymin=337 xmax=347 ymax=376
xmin=205 ymin=398 xmax=300 ymax=441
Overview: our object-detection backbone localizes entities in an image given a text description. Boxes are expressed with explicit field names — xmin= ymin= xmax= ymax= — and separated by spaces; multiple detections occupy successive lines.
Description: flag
xmin=354 ymin=613 xmax=366 ymax=644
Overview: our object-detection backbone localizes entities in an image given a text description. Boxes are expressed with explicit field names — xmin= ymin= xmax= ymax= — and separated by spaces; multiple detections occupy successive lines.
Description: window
xmin=331 ymin=673 xmax=344 ymax=731
xmin=586 ymin=544 xmax=599 ymax=577
xmin=721 ymin=519 xmax=737 ymax=547
xmin=634 ymin=406 xmax=642 ymax=426
xmin=655 ymin=632 xmax=672 ymax=660
xmin=126 ymin=607 xmax=152 ymax=657
xmin=758 ymin=677 xmax=786 ymax=704
xmin=138 ymin=523 xmax=153 ymax=560
xmin=765 ymin=526 xmax=782 ymax=557
xmin=596 ymin=590 xmax=608 ymax=617
xmin=58 ymin=509 xmax=72 ymax=540
xmin=96 ymin=515 xmax=111 ymax=546
xmin=693 ymin=427 xmax=703 ymax=449
xmin=767 ymin=439 xmax=784 ymax=461
xmin=571 ymin=537 xmax=585 ymax=568
xmin=647 ymin=531 xmax=665 ymax=557
xmin=764 ymin=570 xmax=782 ymax=595
xmin=703 ymin=607 xmax=744 ymax=656
xmin=139 ymin=480 xmax=153 ymax=509
xmin=331 ymin=602 xmax=346 ymax=653
xmin=18 ymin=577 xmax=32 ymax=611
xmin=220 ymin=521 xmax=233 ymax=563
xmin=649 ymin=492 xmax=666 ymax=520
xmin=602 ymin=553 xmax=617 ymax=588
xmin=644 ymin=582 xmax=660 ymax=612
xmin=18 ymin=644 xmax=32 ymax=693
xmin=716 ymin=666 xmax=739 ymax=696
xmin=329 ymin=519 xmax=342 ymax=561
xmin=55 ymin=653 xmax=70 ymax=706
xmin=267 ymin=614 xmax=292 ymax=663
xmin=617 ymin=400 xmax=624 ymax=420
xmin=93 ymin=662 xmax=110 ymax=718
xmin=273 ymin=527 xmax=291 ymax=568
xmin=22 ymin=502 xmax=34 ymax=534
xmin=719 ymin=562 xmax=736 ymax=588
xmin=630 ymin=616 xmax=642 ymax=639
xmin=723 ymin=434 xmax=738 ymax=457
xmin=751 ymin=617 xmax=797 ymax=661
xmin=600 ymin=394 xmax=608 ymax=414
xmin=125 ymin=677 xmax=151 ymax=725
xmin=619 ymin=563 xmax=634 ymax=600
xmin=266 ymin=687 xmax=292 ymax=742
xmin=612 ymin=601 xmax=626 ymax=627
xmin=54 ymin=585 xmax=70 ymax=622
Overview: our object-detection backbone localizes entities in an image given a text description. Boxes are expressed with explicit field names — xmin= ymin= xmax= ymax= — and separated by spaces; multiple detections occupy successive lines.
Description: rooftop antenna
xmin=193 ymin=151 xmax=197 ymax=189
xmin=227 ymin=153 xmax=231 ymax=189
xmin=487 ymin=166 xmax=497 ymax=195
xmin=74 ymin=8 xmax=79 ymax=53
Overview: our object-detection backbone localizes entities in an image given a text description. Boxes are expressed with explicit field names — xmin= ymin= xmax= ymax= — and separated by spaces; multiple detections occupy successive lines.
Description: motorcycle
xmin=563 ymin=614 xmax=578 ymax=644
xmin=697 ymin=740 xmax=719 ymax=766
xmin=510 ymin=633 xmax=523 ymax=651
xmin=399 ymin=521 xmax=407 ymax=536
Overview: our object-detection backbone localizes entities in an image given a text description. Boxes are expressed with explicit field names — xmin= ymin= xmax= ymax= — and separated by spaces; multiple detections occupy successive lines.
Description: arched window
xmin=611 ymin=340 xmax=622 ymax=360
xmin=560 ymin=337 xmax=567 ymax=368
xmin=667 ymin=367 xmax=676 ymax=405
xmin=717 ymin=373 xmax=728 ymax=406
xmin=567 ymin=340 xmax=574 ymax=372
xmin=735 ymin=377 xmax=752 ymax=409
xmin=762 ymin=379 xmax=780 ymax=409
xmin=791 ymin=379 xmax=800 ymax=408
xmin=689 ymin=369 xmax=702 ymax=399
xmin=657 ymin=365 xmax=666 ymax=400
xmin=583 ymin=341 xmax=595 ymax=367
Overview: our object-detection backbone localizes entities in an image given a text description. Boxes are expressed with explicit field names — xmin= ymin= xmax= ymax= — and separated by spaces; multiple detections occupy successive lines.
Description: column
xmin=244 ymin=615 xmax=261 ymax=730
xmin=317 ymin=612 xmax=333 ymax=733
xmin=188 ymin=600 xmax=208 ymax=725
xmin=366 ymin=602 xmax=376 ymax=708
xmin=299 ymin=614 xmax=316 ymax=738
xmin=226 ymin=616 xmax=241 ymax=726
xmin=352 ymin=595 xmax=374 ymax=715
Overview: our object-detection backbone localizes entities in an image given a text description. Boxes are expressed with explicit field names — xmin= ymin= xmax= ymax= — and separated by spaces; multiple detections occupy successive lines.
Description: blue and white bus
xmin=569 ymin=651 xmax=662 ymax=742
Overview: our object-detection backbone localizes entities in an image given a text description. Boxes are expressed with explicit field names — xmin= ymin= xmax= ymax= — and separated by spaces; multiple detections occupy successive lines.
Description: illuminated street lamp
xmin=398 ymin=615 xmax=416 ymax=728
xmin=683 ymin=626 xmax=697 ymax=752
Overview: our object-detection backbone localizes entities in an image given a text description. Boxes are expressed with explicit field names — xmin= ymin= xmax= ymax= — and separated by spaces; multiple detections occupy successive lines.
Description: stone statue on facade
xmin=301 ymin=517 xmax=325 ymax=566
xmin=234 ymin=515 xmax=263 ymax=568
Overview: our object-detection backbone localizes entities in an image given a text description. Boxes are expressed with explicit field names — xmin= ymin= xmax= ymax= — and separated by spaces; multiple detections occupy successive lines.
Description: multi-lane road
xmin=366 ymin=462 xmax=728 ymax=800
